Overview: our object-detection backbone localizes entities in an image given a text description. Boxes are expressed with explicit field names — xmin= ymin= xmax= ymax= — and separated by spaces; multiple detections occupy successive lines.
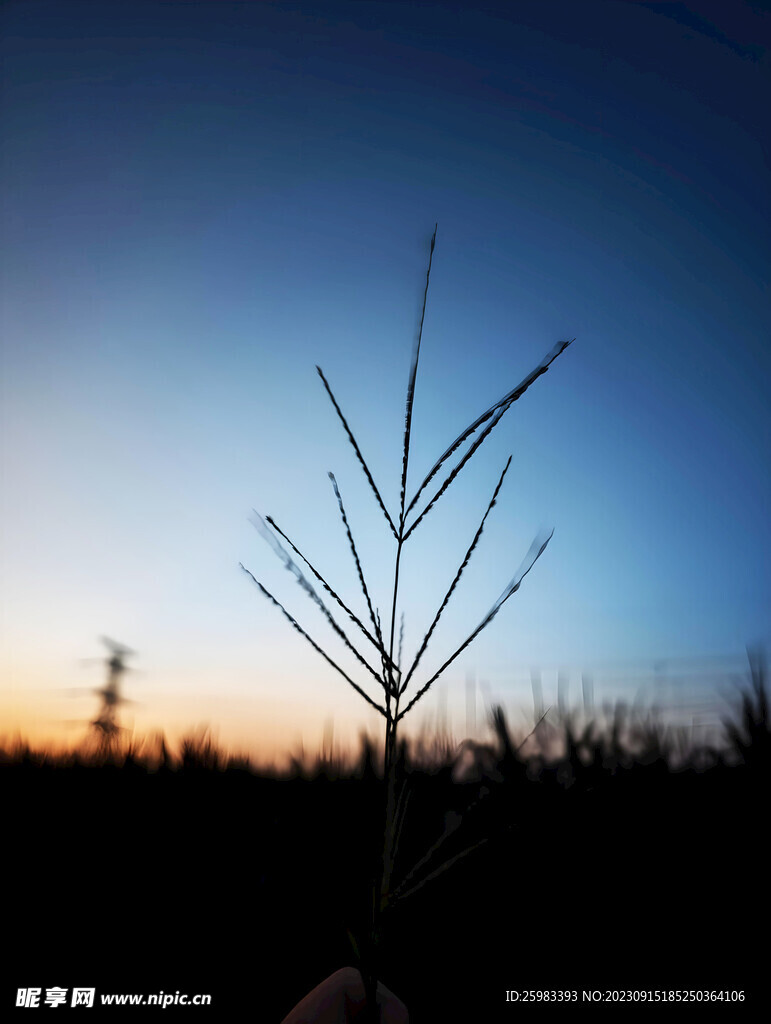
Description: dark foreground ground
xmin=4 ymin=696 xmax=768 ymax=1022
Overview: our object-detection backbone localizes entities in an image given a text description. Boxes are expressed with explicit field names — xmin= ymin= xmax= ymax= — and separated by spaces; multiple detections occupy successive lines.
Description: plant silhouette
xmin=241 ymin=228 xmax=572 ymax=1017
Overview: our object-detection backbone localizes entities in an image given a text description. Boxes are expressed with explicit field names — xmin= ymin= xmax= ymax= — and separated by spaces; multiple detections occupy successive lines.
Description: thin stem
xmin=387 ymin=540 xmax=403 ymax=691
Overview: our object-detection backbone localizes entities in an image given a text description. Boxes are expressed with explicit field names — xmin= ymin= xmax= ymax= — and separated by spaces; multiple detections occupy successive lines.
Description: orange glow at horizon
xmin=0 ymin=684 xmax=397 ymax=768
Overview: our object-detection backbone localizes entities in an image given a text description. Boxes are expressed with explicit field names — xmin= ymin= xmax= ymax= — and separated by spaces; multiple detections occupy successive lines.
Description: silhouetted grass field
xmin=4 ymin=671 xmax=767 ymax=1020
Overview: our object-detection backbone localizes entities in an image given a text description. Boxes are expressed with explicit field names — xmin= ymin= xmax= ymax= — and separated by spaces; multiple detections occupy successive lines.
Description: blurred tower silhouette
xmin=90 ymin=636 xmax=135 ymax=747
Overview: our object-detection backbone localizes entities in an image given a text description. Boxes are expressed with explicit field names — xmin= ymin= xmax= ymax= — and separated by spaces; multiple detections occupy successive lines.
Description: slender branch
xmin=392 ymin=838 xmax=490 ymax=905
xmin=252 ymin=513 xmax=386 ymax=690
xmin=329 ymin=474 xmax=400 ymax=698
xmin=405 ymin=338 xmax=573 ymax=521
xmin=317 ymin=366 xmax=398 ymax=540
xmin=400 ymin=457 xmax=512 ymax=695
xmin=396 ymin=529 xmax=554 ymax=721
xmin=328 ymin=475 xmax=380 ymax=639
xmin=240 ymin=564 xmax=388 ymax=718
xmin=516 ymin=707 xmax=552 ymax=754
xmin=387 ymin=227 xmax=438 ymax=699
xmin=265 ymin=513 xmax=395 ymax=671
xmin=400 ymin=223 xmax=437 ymax=518
xmin=403 ymin=402 xmax=509 ymax=542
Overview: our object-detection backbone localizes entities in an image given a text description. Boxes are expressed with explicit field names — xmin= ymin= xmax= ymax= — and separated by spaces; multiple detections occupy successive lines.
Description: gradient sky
xmin=1 ymin=0 xmax=768 ymax=760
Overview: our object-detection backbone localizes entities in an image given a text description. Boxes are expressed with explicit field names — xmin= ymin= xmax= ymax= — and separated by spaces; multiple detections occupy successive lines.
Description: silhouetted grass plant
xmin=720 ymin=647 xmax=769 ymax=772
xmin=241 ymin=227 xmax=573 ymax=1015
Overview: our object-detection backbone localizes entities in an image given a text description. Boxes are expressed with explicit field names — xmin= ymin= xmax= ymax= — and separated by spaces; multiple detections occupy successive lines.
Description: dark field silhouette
xmin=4 ymin=665 xmax=767 ymax=1020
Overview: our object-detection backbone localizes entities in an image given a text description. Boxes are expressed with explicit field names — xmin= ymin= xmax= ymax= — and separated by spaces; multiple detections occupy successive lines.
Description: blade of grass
xmin=397 ymin=529 xmax=554 ymax=721
xmin=317 ymin=366 xmax=398 ymax=540
xmin=392 ymin=808 xmax=463 ymax=900
xmin=389 ymin=808 xmax=490 ymax=907
xmin=391 ymin=837 xmax=491 ymax=906
xmin=516 ymin=707 xmax=551 ymax=754
xmin=240 ymin=563 xmax=388 ymax=718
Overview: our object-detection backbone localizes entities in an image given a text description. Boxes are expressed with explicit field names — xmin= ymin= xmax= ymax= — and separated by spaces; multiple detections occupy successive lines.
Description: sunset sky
xmin=2 ymin=1 xmax=768 ymax=760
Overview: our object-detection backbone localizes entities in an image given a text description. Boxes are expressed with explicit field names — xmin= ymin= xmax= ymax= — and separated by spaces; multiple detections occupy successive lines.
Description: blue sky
xmin=1 ymin=1 xmax=768 ymax=757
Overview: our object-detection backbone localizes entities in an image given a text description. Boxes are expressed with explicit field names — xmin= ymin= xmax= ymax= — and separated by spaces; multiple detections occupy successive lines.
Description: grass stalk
xmin=242 ymin=229 xmax=571 ymax=1020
